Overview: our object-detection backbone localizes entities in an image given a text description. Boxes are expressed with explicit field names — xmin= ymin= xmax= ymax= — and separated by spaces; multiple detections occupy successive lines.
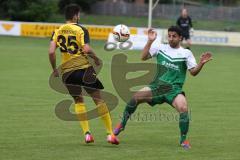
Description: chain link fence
xmin=91 ymin=1 xmax=240 ymax=21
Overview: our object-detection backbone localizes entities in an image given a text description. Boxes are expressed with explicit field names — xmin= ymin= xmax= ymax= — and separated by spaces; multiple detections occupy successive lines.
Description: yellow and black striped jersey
xmin=51 ymin=23 xmax=91 ymax=73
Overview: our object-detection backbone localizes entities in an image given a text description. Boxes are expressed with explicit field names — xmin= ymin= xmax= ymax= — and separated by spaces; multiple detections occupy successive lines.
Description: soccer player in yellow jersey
xmin=48 ymin=4 xmax=119 ymax=145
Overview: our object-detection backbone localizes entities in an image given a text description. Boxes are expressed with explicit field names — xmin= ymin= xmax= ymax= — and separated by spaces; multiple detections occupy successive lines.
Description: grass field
xmin=0 ymin=36 xmax=240 ymax=160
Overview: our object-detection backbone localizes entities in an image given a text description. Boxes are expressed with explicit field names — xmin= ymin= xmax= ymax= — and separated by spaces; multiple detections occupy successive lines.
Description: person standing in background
xmin=177 ymin=8 xmax=194 ymax=50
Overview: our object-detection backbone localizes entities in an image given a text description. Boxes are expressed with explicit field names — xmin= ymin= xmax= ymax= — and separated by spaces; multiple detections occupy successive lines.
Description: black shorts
xmin=62 ymin=66 xmax=104 ymax=97
xmin=182 ymin=33 xmax=190 ymax=40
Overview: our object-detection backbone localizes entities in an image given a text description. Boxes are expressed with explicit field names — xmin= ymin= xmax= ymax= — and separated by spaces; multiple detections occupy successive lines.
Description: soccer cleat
xmin=113 ymin=123 xmax=124 ymax=136
xmin=85 ymin=132 xmax=94 ymax=144
xmin=107 ymin=134 xmax=120 ymax=145
xmin=181 ymin=140 xmax=191 ymax=149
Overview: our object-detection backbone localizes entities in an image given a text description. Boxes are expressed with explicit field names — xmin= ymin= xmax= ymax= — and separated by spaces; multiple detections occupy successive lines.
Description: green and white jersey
xmin=149 ymin=44 xmax=197 ymax=87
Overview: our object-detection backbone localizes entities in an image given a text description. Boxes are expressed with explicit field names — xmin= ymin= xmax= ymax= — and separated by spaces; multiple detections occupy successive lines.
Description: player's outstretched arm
xmin=141 ymin=29 xmax=157 ymax=61
xmin=189 ymin=52 xmax=212 ymax=76
xmin=83 ymin=44 xmax=101 ymax=66
xmin=48 ymin=41 xmax=59 ymax=77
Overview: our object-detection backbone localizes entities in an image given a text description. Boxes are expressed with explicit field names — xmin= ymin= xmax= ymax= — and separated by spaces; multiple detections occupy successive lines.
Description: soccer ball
xmin=112 ymin=24 xmax=130 ymax=42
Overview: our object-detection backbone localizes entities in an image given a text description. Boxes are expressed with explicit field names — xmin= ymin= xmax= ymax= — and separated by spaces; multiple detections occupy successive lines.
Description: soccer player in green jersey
xmin=114 ymin=26 xmax=212 ymax=149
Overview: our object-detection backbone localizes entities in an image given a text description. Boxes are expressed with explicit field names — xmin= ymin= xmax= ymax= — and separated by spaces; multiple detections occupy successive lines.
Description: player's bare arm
xmin=141 ymin=29 xmax=157 ymax=61
xmin=189 ymin=52 xmax=212 ymax=76
xmin=48 ymin=41 xmax=59 ymax=77
xmin=83 ymin=44 xmax=100 ymax=66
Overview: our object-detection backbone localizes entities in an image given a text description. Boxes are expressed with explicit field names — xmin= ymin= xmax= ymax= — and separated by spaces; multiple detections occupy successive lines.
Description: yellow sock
xmin=75 ymin=103 xmax=90 ymax=135
xmin=97 ymin=102 xmax=113 ymax=135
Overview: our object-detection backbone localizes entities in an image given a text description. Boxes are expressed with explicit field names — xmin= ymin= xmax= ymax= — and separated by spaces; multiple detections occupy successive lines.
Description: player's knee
xmin=74 ymin=96 xmax=83 ymax=103
xmin=132 ymin=93 xmax=142 ymax=104
xmin=132 ymin=94 xmax=138 ymax=101
xmin=179 ymin=105 xmax=188 ymax=113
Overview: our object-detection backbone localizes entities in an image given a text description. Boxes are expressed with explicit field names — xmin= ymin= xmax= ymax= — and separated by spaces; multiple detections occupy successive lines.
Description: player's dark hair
xmin=168 ymin=26 xmax=183 ymax=37
xmin=65 ymin=4 xmax=80 ymax=20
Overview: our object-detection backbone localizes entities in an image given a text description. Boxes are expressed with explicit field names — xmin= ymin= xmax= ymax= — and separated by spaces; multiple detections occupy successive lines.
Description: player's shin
xmin=179 ymin=112 xmax=189 ymax=144
xmin=75 ymin=103 xmax=90 ymax=135
xmin=121 ymin=98 xmax=138 ymax=128
xmin=97 ymin=102 xmax=113 ymax=135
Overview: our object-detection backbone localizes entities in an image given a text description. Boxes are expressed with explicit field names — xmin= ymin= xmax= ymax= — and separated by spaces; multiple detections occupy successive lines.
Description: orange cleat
xmin=107 ymin=134 xmax=120 ymax=145
xmin=181 ymin=140 xmax=191 ymax=149
xmin=85 ymin=133 xmax=94 ymax=144
xmin=114 ymin=123 xmax=124 ymax=136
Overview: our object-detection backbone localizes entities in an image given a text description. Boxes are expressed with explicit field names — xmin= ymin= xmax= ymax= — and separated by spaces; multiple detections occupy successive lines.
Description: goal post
xmin=148 ymin=0 xmax=160 ymax=28
xmin=148 ymin=0 xmax=153 ymax=28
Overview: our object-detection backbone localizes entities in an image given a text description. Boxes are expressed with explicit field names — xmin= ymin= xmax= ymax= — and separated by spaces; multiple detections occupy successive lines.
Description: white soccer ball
xmin=112 ymin=24 xmax=130 ymax=42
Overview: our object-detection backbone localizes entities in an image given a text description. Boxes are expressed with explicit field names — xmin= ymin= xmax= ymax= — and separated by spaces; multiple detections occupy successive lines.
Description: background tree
xmin=58 ymin=0 xmax=104 ymax=14
xmin=0 ymin=0 xmax=58 ymax=22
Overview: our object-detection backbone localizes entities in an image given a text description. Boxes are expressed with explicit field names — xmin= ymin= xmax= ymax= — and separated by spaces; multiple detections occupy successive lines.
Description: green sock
xmin=121 ymin=98 xmax=138 ymax=128
xmin=179 ymin=112 xmax=189 ymax=144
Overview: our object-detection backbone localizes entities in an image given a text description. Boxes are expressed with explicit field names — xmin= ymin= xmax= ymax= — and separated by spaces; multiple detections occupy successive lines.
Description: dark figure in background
xmin=177 ymin=8 xmax=193 ymax=50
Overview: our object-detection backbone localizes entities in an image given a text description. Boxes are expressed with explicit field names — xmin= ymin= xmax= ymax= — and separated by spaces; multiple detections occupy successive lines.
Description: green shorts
xmin=148 ymin=81 xmax=184 ymax=106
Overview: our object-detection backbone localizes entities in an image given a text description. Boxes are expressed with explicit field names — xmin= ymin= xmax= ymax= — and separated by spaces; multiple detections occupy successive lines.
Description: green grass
xmin=48 ymin=14 xmax=240 ymax=32
xmin=0 ymin=36 xmax=240 ymax=160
